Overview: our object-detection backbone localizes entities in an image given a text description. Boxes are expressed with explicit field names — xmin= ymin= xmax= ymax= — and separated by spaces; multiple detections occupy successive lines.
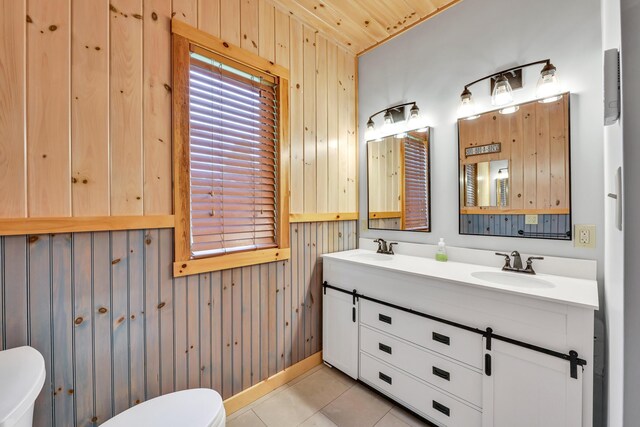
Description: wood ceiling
xmin=271 ymin=0 xmax=462 ymax=55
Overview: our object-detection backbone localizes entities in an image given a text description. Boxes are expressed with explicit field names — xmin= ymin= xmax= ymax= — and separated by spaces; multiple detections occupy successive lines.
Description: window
xmin=402 ymin=133 xmax=430 ymax=231
xmin=172 ymin=20 xmax=290 ymax=277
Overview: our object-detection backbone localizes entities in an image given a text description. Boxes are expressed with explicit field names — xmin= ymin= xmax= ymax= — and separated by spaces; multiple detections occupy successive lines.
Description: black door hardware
xmin=379 ymin=314 xmax=392 ymax=324
xmin=432 ymin=366 xmax=450 ymax=381
xmin=379 ymin=372 xmax=393 ymax=385
xmin=378 ymin=343 xmax=392 ymax=354
xmin=432 ymin=332 xmax=450 ymax=346
xmin=432 ymin=401 xmax=450 ymax=417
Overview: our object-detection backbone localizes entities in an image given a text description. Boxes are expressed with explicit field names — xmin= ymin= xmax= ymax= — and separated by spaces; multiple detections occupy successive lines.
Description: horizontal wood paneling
xmin=0 ymin=0 xmax=358 ymax=222
xmin=0 ymin=220 xmax=356 ymax=427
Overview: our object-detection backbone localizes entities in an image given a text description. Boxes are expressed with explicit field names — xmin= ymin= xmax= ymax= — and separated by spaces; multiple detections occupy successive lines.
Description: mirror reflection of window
xmin=367 ymin=129 xmax=430 ymax=232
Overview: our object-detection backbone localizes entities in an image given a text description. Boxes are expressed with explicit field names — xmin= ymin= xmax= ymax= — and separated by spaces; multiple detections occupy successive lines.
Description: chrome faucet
xmin=495 ymin=251 xmax=544 ymax=274
xmin=374 ymin=238 xmax=397 ymax=255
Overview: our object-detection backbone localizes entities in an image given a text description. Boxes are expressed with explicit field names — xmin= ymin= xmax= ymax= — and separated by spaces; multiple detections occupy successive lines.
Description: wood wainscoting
xmin=0 ymin=220 xmax=356 ymax=427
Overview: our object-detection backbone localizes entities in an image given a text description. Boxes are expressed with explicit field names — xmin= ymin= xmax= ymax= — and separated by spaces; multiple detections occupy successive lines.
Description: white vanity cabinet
xmin=322 ymin=286 xmax=359 ymax=379
xmin=322 ymin=249 xmax=598 ymax=427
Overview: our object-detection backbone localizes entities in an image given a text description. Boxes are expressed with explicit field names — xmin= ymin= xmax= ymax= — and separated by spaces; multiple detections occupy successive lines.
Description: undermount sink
xmin=471 ymin=271 xmax=555 ymax=289
xmin=349 ymin=252 xmax=394 ymax=262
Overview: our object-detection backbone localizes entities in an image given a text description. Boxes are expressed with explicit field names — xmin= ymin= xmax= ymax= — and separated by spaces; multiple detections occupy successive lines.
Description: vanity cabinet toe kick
xmin=322 ymin=280 xmax=592 ymax=427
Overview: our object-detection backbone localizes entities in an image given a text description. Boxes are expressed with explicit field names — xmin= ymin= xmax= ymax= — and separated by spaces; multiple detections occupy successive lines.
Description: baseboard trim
xmin=223 ymin=351 xmax=323 ymax=415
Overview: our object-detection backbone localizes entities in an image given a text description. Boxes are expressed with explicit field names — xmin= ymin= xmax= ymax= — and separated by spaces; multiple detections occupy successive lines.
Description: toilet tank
xmin=0 ymin=347 xmax=46 ymax=427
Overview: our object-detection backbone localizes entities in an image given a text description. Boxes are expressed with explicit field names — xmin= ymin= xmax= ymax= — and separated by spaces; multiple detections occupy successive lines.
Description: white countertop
xmin=322 ymin=249 xmax=599 ymax=309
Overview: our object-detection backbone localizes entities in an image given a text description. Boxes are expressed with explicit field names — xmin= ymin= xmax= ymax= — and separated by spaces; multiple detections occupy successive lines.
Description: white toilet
xmin=101 ymin=388 xmax=226 ymax=427
xmin=0 ymin=346 xmax=46 ymax=427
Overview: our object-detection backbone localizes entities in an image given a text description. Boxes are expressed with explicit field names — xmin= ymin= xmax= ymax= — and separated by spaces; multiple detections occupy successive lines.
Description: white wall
xmin=602 ymin=0 xmax=624 ymax=425
xmin=358 ymin=0 xmax=604 ymax=422
xmin=621 ymin=0 xmax=640 ymax=425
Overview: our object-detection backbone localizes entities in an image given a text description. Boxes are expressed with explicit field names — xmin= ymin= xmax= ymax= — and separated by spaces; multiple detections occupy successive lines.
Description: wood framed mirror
xmin=458 ymin=94 xmax=571 ymax=240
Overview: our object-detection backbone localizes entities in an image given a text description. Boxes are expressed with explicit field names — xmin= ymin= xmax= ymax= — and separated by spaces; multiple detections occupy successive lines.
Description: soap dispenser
xmin=435 ymin=238 xmax=448 ymax=262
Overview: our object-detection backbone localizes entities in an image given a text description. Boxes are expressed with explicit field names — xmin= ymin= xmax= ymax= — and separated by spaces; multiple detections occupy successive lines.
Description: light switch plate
xmin=525 ymin=215 xmax=539 ymax=225
xmin=574 ymin=224 xmax=596 ymax=248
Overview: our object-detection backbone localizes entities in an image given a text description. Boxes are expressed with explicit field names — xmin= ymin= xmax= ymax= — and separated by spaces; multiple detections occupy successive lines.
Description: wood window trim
xmin=172 ymin=19 xmax=290 ymax=277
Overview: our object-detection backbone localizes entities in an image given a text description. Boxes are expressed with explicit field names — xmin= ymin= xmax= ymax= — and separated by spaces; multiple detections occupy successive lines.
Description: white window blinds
xmin=403 ymin=134 xmax=429 ymax=231
xmin=188 ymin=51 xmax=279 ymax=258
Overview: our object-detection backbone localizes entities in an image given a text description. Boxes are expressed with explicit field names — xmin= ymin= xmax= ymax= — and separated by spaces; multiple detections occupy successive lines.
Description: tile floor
xmin=227 ymin=364 xmax=431 ymax=427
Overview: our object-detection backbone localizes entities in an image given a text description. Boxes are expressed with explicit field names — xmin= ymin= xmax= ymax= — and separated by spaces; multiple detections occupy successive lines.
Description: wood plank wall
xmin=0 ymin=221 xmax=356 ymax=427
xmin=0 ymin=0 xmax=357 ymax=219
xmin=458 ymin=95 xmax=570 ymax=214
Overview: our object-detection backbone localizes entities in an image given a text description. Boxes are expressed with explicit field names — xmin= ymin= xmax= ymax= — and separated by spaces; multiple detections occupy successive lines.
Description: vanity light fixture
xmin=365 ymin=102 xmax=424 ymax=140
xmin=458 ymin=59 xmax=562 ymax=119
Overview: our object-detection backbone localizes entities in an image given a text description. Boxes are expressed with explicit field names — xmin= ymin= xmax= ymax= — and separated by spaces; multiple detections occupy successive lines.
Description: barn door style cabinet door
xmin=322 ymin=287 xmax=359 ymax=379
xmin=321 ymin=250 xmax=596 ymax=427
xmin=482 ymin=339 xmax=583 ymax=427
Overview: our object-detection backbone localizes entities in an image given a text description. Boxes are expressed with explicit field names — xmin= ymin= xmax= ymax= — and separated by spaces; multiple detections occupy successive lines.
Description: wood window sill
xmin=173 ymin=247 xmax=290 ymax=277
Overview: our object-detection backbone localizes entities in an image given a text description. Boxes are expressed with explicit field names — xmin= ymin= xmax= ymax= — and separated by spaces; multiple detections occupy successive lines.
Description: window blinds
xmin=188 ymin=51 xmax=279 ymax=258
xmin=403 ymin=135 xmax=429 ymax=231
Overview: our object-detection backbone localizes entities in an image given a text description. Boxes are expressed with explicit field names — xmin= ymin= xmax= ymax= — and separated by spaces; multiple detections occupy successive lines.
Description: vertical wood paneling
xmin=71 ymin=0 xmax=109 ymax=216
xmin=303 ymin=26 xmax=317 ymax=213
xmin=128 ymin=231 xmax=145 ymax=405
xmin=187 ymin=274 xmax=200 ymax=388
xmin=258 ymin=0 xmax=275 ymax=61
xmin=110 ymin=232 xmax=130 ymax=414
xmin=198 ymin=0 xmax=221 ymax=37
xmin=316 ymin=36 xmax=329 ymax=213
xmin=241 ymin=268 xmax=251 ymax=389
xmin=72 ymin=234 xmax=95 ymax=427
xmin=240 ymin=0 xmax=259 ymax=54
xmin=221 ymin=269 xmax=233 ymax=398
xmin=143 ymin=0 xmax=173 ymax=215
xmin=51 ymin=234 xmax=74 ymax=427
xmin=109 ymin=1 xmax=143 ymax=215
xmin=0 ymin=0 xmax=26 ymax=217
xmin=199 ymin=273 xmax=212 ymax=388
xmin=28 ymin=235 xmax=53 ymax=427
xmin=289 ymin=19 xmax=304 ymax=214
xmin=211 ymin=271 xmax=223 ymax=391
xmin=92 ymin=232 xmax=113 ymax=423
xmin=173 ymin=0 xmax=198 ymax=26
xmin=220 ymin=0 xmax=241 ymax=45
xmin=144 ymin=230 xmax=161 ymax=400
xmin=3 ymin=0 xmax=358 ymax=220
xmin=27 ymin=0 xmax=71 ymax=217
xmin=231 ymin=268 xmax=242 ymax=394
xmin=3 ymin=237 xmax=28 ymax=348
xmin=173 ymin=275 xmax=188 ymax=391
xmin=250 ymin=265 xmax=260 ymax=385
xmin=158 ymin=228 xmax=175 ymax=395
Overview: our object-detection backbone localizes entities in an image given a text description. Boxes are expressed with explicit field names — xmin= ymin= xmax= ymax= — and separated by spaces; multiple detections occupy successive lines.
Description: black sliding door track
xmin=322 ymin=281 xmax=586 ymax=379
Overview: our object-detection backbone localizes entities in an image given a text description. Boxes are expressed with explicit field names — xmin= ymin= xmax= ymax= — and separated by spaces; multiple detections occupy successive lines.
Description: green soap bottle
xmin=435 ymin=238 xmax=448 ymax=262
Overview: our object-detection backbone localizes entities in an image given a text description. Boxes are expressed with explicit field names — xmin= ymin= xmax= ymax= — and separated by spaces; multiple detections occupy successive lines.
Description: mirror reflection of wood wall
xmin=368 ymin=130 xmax=430 ymax=231
xmin=459 ymin=94 xmax=569 ymax=215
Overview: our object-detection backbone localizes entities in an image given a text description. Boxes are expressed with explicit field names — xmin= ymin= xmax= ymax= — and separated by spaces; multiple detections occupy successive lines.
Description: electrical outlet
xmin=525 ymin=215 xmax=539 ymax=225
xmin=574 ymin=224 xmax=596 ymax=248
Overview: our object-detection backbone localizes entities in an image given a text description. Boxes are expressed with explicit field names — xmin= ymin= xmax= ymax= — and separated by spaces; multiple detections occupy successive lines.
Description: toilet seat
xmin=101 ymin=389 xmax=225 ymax=427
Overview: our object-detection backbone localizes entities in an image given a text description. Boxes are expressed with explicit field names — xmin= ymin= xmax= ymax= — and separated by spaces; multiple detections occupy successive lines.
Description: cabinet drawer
xmin=360 ymin=299 xmax=482 ymax=369
xmin=360 ymin=326 xmax=482 ymax=407
xmin=360 ymin=352 xmax=482 ymax=427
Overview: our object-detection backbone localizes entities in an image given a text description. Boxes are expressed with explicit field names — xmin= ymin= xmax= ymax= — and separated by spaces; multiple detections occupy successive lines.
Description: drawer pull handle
xmin=378 ymin=343 xmax=392 ymax=354
xmin=379 ymin=372 xmax=393 ymax=385
xmin=432 ymin=400 xmax=450 ymax=417
xmin=432 ymin=332 xmax=450 ymax=346
xmin=432 ymin=366 xmax=450 ymax=381
xmin=378 ymin=314 xmax=392 ymax=324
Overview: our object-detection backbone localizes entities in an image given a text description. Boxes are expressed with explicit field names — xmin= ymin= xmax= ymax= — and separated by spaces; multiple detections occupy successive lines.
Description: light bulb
xmin=408 ymin=103 xmax=420 ymax=122
xmin=383 ymin=110 xmax=394 ymax=125
xmin=458 ymin=88 xmax=479 ymax=120
xmin=365 ymin=118 xmax=376 ymax=140
xmin=536 ymin=62 xmax=561 ymax=102
xmin=491 ymin=74 xmax=514 ymax=106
